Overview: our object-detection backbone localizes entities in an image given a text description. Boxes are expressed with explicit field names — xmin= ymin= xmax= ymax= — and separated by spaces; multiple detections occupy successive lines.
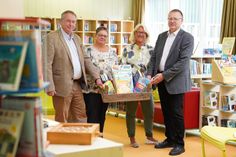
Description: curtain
xmin=220 ymin=0 xmax=236 ymax=54
xmin=132 ymin=0 xmax=145 ymax=26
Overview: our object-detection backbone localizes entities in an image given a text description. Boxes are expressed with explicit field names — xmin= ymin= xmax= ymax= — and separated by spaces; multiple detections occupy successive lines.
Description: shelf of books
xmin=26 ymin=17 xmax=134 ymax=55
xmin=0 ymin=18 xmax=50 ymax=157
xmin=190 ymin=54 xmax=221 ymax=88
xmin=199 ymin=37 xmax=236 ymax=129
xmin=199 ymin=81 xmax=236 ymax=129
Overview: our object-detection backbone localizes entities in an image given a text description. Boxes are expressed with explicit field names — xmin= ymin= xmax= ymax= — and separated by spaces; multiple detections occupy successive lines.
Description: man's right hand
xmin=47 ymin=91 xmax=56 ymax=96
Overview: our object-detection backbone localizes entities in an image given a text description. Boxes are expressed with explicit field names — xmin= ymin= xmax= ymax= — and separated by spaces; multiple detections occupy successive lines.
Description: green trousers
xmin=125 ymin=96 xmax=154 ymax=137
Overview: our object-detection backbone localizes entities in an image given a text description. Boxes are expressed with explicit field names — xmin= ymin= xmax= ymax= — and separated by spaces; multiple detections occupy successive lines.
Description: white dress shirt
xmin=159 ymin=29 xmax=180 ymax=71
xmin=61 ymin=29 xmax=82 ymax=79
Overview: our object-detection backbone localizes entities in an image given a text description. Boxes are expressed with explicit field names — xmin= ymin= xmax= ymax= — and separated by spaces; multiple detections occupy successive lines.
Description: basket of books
xmin=100 ymin=65 xmax=152 ymax=103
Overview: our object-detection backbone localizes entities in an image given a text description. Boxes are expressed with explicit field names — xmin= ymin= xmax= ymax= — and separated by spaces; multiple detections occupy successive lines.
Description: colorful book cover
xmin=112 ymin=65 xmax=134 ymax=94
xmin=0 ymin=30 xmax=43 ymax=89
xmin=0 ymin=41 xmax=28 ymax=91
xmin=2 ymin=96 xmax=44 ymax=157
xmin=0 ymin=109 xmax=24 ymax=157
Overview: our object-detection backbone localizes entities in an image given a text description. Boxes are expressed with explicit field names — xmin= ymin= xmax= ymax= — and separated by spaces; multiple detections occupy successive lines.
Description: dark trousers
xmin=83 ymin=93 xmax=108 ymax=133
xmin=157 ymin=81 xmax=185 ymax=146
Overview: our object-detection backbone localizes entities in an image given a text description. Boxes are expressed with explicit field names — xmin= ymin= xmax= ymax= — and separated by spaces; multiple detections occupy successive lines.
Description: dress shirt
xmin=159 ymin=29 xmax=180 ymax=71
xmin=61 ymin=29 xmax=82 ymax=79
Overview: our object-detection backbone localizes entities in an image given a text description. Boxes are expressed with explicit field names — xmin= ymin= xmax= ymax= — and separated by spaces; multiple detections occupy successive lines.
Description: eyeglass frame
xmin=135 ymin=31 xmax=147 ymax=36
xmin=168 ymin=17 xmax=183 ymax=21
xmin=97 ymin=34 xmax=108 ymax=38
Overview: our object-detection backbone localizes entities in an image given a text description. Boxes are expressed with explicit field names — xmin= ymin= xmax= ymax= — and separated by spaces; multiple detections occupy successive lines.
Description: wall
xmin=24 ymin=0 xmax=133 ymax=20
xmin=0 ymin=0 xmax=24 ymax=18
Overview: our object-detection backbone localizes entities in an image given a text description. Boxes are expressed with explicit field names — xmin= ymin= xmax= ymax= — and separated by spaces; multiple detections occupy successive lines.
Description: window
xmin=144 ymin=0 xmax=223 ymax=55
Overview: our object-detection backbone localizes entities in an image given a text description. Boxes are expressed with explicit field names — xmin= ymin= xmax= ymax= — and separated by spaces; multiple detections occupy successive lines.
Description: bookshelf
xmin=26 ymin=17 xmax=134 ymax=55
xmin=199 ymin=81 xmax=236 ymax=129
xmin=0 ymin=18 xmax=50 ymax=156
xmin=190 ymin=55 xmax=221 ymax=87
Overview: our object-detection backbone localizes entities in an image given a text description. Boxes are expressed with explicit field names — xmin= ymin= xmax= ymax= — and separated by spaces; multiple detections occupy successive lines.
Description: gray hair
xmin=129 ymin=24 xmax=150 ymax=44
xmin=61 ymin=10 xmax=77 ymax=20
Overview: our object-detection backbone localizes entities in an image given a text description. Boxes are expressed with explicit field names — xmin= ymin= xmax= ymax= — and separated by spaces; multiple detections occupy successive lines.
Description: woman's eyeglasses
xmin=136 ymin=31 xmax=146 ymax=35
xmin=97 ymin=34 xmax=108 ymax=38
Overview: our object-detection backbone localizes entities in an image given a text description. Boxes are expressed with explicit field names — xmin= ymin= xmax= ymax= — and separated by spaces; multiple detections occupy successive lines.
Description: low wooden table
xmin=45 ymin=137 xmax=123 ymax=157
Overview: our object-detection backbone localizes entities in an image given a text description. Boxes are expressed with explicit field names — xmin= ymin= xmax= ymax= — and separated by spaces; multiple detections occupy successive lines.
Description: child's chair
xmin=200 ymin=126 xmax=236 ymax=157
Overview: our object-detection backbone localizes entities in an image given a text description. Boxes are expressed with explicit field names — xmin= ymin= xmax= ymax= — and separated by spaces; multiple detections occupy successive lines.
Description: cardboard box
xmin=47 ymin=123 xmax=99 ymax=145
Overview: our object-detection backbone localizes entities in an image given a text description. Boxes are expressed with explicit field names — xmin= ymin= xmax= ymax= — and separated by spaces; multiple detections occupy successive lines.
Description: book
xmin=110 ymin=24 xmax=118 ymax=32
xmin=222 ymin=37 xmax=235 ymax=55
xmin=2 ymin=96 xmax=44 ymax=157
xmin=0 ymin=109 xmax=24 ymax=157
xmin=112 ymin=65 xmax=133 ymax=94
xmin=0 ymin=41 xmax=28 ymax=91
xmin=221 ymin=119 xmax=236 ymax=128
xmin=0 ymin=30 xmax=44 ymax=90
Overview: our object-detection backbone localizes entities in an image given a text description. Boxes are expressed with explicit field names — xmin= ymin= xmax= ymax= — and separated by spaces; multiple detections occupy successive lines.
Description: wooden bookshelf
xmin=190 ymin=55 xmax=221 ymax=87
xmin=30 ymin=17 xmax=134 ymax=55
xmin=199 ymin=81 xmax=236 ymax=129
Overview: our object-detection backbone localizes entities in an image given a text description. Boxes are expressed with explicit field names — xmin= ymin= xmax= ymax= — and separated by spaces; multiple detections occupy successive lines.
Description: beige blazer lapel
xmin=58 ymin=30 xmax=73 ymax=64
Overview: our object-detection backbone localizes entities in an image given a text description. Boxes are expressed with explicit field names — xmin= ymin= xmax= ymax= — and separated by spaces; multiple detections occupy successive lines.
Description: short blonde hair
xmin=129 ymin=24 xmax=150 ymax=44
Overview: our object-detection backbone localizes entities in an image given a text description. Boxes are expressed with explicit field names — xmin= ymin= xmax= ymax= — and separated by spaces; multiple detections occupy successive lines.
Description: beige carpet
xmin=103 ymin=114 xmax=236 ymax=157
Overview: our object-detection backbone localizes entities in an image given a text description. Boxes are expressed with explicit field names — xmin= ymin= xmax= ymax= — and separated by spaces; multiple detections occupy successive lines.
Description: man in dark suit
xmin=147 ymin=9 xmax=194 ymax=156
xmin=46 ymin=10 xmax=102 ymax=123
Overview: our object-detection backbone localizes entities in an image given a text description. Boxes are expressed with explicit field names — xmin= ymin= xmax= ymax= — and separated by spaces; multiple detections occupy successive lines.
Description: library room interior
xmin=0 ymin=0 xmax=236 ymax=157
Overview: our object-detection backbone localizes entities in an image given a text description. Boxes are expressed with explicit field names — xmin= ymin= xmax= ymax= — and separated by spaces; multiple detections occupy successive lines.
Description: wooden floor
xmin=103 ymin=113 xmax=236 ymax=157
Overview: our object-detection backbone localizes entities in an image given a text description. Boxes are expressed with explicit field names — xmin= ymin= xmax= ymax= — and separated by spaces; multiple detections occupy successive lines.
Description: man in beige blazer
xmin=46 ymin=10 xmax=102 ymax=123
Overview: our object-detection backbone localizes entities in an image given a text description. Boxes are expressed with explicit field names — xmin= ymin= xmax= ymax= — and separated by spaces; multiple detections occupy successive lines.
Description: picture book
xmin=222 ymin=37 xmax=235 ymax=55
xmin=0 ymin=109 xmax=24 ymax=157
xmin=221 ymin=119 xmax=236 ymax=128
xmin=112 ymin=65 xmax=133 ymax=94
xmin=221 ymin=94 xmax=236 ymax=112
xmin=2 ymin=96 xmax=44 ymax=157
xmin=0 ymin=30 xmax=44 ymax=89
xmin=0 ymin=41 xmax=28 ymax=91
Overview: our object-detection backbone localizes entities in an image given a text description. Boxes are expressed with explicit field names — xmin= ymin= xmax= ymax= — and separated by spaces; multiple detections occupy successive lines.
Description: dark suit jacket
xmin=147 ymin=29 xmax=194 ymax=94
xmin=46 ymin=29 xmax=100 ymax=97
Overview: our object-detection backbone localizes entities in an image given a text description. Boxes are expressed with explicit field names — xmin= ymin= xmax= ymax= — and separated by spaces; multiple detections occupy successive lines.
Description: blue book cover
xmin=0 ymin=30 xmax=43 ymax=90
xmin=0 ymin=41 xmax=28 ymax=91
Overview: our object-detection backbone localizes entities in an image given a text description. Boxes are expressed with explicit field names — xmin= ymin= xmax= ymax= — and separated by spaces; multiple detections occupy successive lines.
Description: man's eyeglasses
xmin=97 ymin=34 xmax=108 ymax=38
xmin=168 ymin=17 xmax=182 ymax=21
